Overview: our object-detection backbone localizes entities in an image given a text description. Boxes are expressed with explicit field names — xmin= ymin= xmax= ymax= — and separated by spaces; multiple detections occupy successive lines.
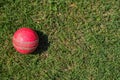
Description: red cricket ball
xmin=12 ymin=27 xmax=39 ymax=54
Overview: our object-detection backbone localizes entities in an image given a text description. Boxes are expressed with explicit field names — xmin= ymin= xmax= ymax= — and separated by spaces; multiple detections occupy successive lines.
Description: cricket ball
xmin=12 ymin=27 xmax=39 ymax=54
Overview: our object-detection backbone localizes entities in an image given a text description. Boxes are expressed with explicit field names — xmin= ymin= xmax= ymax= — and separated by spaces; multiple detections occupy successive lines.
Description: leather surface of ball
xmin=13 ymin=27 xmax=39 ymax=54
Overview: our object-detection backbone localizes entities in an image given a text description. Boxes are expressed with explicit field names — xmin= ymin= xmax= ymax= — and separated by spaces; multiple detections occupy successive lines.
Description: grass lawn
xmin=0 ymin=0 xmax=120 ymax=80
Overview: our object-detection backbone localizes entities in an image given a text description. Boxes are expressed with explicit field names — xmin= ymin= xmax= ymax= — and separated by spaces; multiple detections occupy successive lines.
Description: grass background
xmin=0 ymin=0 xmax=120 ymax=80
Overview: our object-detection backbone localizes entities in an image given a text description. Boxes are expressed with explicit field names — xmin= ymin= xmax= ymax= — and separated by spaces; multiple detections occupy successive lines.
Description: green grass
xmin=0 ymin=0 xmax=120 ymax=80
